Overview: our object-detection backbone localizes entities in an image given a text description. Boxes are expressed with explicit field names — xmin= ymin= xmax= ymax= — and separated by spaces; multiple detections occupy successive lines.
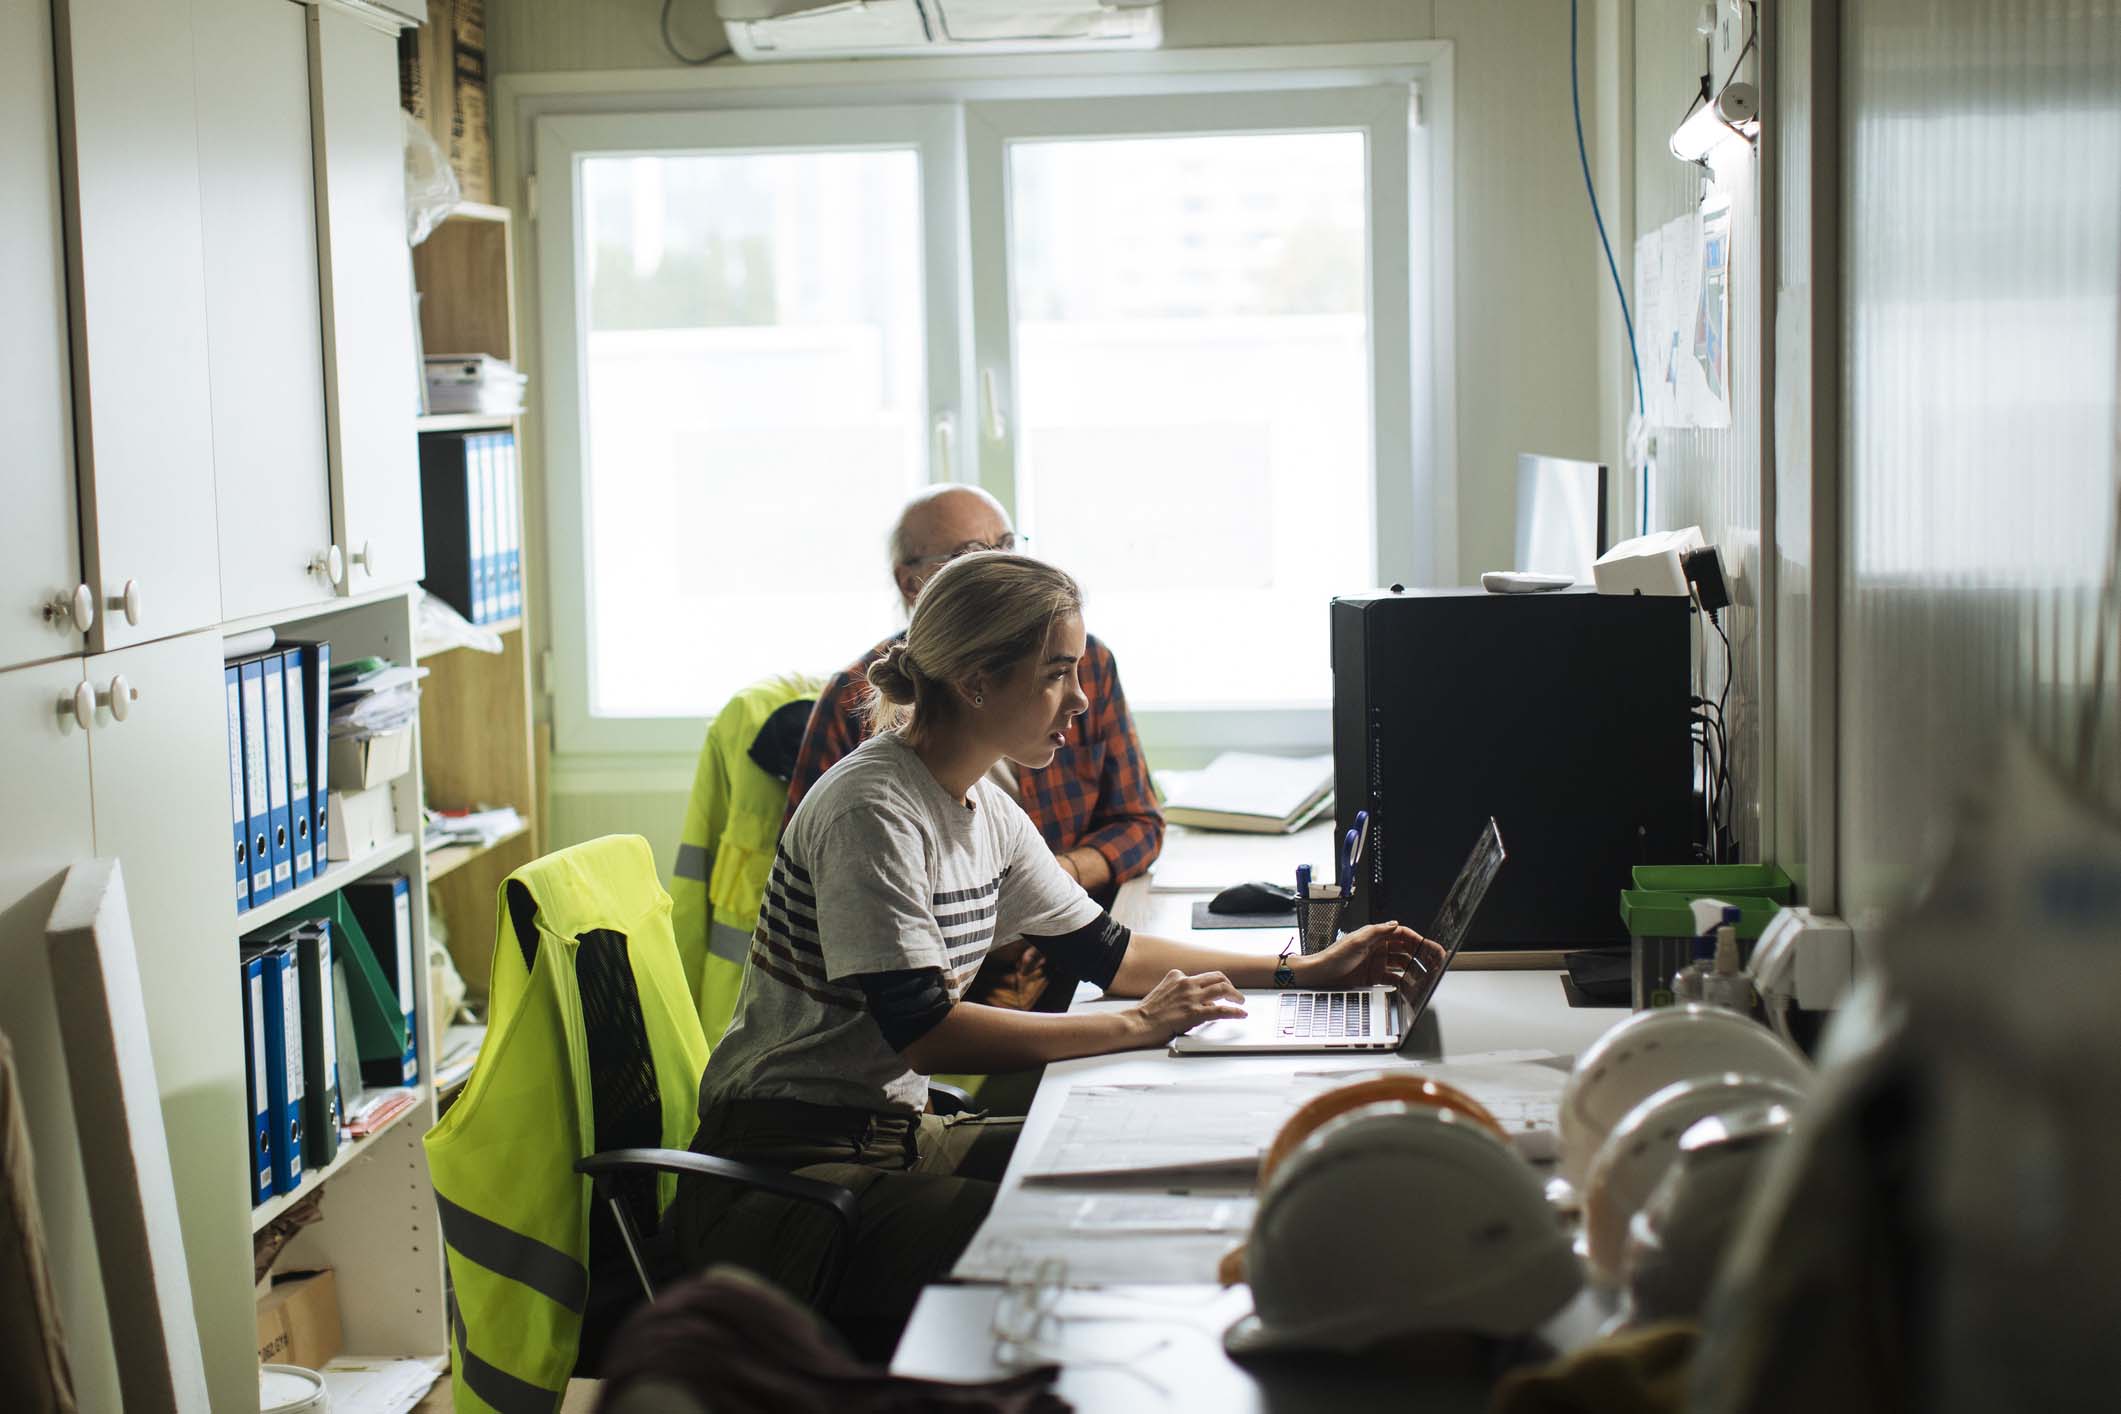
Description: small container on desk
xmin=1620 ymin=863 xmax=1792 ymax=1009
xmin=1293 ymin=887 xmax=1346 ymax=956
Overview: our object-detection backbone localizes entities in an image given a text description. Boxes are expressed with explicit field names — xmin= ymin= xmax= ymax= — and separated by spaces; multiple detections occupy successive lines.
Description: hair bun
xmin=866 ymin=641 xmax=920 ymax=705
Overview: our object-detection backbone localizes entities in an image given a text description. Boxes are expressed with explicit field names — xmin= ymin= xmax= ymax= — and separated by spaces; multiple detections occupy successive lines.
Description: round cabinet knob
xmin=44 ymin=583 xmax=95 ymax=634
xmin=108 ymin=578 xmax=142 ymax=626
xmin=351 ymin=541 xmax=376 ymax=579
xmin=61 ymin=681 xmax=94 ymax=731
xmin=98 ymin=674 xmax=137 ymax=723
xmin=311 ymin=545 xmax=346 ymax=586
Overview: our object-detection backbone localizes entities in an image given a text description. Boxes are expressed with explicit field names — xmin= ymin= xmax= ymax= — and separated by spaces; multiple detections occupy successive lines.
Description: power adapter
xmin=1683 ymin=545 xmax=1731 ymax=613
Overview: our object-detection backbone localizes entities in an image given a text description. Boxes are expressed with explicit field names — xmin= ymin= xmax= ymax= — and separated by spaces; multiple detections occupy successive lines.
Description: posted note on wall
xmin=1634 ymin=197 xmax=1733 ymax=430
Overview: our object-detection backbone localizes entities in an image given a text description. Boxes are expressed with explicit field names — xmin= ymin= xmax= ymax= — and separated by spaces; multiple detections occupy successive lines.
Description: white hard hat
xmin=1559 ymin=1004 xmax=1810 ymax=1188
xmin=1224 ymin=1101 xmax=1582 ymax=1356
xmin=1583 ymin=1074 xmax=1807 ymax=1282
xmin=1623 ymin=1101 xmax=1796 ymax=1322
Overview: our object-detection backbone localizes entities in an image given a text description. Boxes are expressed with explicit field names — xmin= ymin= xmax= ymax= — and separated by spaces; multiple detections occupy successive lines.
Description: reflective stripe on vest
xmin=708 ymin=919 xmax=750 ymax=964
xmin=452 ymin=1292 xmax=565 ymax=1414
xmin=436 ymin=1190 xmax=588 ymax=1315
xmin=674 ymin=842 xmax=711 ymax=882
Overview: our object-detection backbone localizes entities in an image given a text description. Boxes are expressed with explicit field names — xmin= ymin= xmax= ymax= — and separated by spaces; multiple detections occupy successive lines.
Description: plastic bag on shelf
xmin=415 ymin=590 xmax=503 ymax=658
xmin=404 ymin=111 xmax=459 ymax=246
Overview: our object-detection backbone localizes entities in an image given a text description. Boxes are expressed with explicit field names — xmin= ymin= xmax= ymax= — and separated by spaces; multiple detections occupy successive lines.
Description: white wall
xmin=486 ymin=0 xmax=1608 ymax=869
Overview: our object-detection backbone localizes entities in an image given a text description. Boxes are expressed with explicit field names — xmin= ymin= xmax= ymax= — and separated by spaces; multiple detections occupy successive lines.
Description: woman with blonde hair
xmin=676 ymin=552 xmax=1433 ymax=1354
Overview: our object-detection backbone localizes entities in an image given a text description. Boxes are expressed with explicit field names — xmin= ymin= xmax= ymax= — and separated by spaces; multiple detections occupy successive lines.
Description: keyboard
xmin=1279 ymin=990 xmax=1374 ymax=1039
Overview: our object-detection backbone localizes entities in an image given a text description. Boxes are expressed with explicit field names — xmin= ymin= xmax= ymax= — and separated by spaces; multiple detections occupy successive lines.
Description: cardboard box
xmin=329 ymin=730 xmax=414 ymax=791
xmin=327 ymin=784 xmax=399 ymax=861
xmin=256 ymin=1269 xmax=342 ymax=1371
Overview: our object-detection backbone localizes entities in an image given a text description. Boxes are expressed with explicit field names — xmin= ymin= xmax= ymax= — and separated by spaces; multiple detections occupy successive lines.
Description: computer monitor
xmin=1515 ymin=454 xmax=1609 ymax=583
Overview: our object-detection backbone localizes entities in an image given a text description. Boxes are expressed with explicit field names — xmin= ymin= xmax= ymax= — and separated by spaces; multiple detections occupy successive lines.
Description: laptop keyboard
xmin=1279 ymin=990 xmax=1373 ymax=1039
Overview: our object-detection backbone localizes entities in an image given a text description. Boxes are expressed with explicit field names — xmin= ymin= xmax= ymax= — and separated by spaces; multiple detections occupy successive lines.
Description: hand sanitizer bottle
xmin=1702 ymin=906 xmax=1755 ymax=1012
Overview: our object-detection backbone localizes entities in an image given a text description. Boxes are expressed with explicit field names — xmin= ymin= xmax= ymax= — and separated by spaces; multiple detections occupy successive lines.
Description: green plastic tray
xmin=1629 ymin=862 xmax=1795 ymax=904
xmin=1619 ymin=889 xmax=1781 ymax=940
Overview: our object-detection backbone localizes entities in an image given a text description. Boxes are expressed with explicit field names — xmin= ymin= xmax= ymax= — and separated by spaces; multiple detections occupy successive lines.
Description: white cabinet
xmin=0 ymin=657 xmax=116 ymax=1414
xmin=196 ymin=0 xmax=340 ymax=623
xmin=54 ymin=0 xmax=223 ymax=652
xmin=311 ymin=1 xmax=426 ymax=593
xmin=0 ymin=0 xmax=90 ymax=671
xmin=83 ymin=630 xmax=252 ymax=1414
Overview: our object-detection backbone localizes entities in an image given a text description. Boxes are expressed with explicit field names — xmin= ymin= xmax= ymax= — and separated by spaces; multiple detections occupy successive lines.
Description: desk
xmin=891 ymin=827 xmax=1626 ymax=1408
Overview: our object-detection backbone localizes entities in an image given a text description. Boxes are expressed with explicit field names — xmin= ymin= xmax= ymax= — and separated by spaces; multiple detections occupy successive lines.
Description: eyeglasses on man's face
xmin=903 ymin=532 xmax=1023 ymax=569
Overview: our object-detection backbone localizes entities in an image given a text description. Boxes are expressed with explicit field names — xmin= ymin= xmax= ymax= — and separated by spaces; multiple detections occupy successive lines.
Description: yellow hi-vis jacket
xmin=672 ymin=674 xmax=821 ymax=1040
xmin=424 ymin=835 xmax=708 ymax=1414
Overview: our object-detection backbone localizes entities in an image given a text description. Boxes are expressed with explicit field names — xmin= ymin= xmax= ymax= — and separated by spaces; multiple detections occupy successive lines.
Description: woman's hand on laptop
xmin=1124 ymin=968 xmax=1249 ymax=1043
xmin=1297 ymin=922 xmax=1443 ymax=989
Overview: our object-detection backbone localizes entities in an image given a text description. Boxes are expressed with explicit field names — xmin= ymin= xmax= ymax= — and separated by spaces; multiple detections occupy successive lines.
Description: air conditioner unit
xmin=718 ymin=0 xmax=1162 ymax=61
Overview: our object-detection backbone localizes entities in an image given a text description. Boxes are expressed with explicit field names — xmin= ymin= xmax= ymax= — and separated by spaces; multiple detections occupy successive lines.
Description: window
xmin=1004 ymin=130 xmax=1371 ymax=708
xmin=578 ymin=147 xmax=928 ymax=718
xmin=536 ymin=63 xmax=1443 ymax=756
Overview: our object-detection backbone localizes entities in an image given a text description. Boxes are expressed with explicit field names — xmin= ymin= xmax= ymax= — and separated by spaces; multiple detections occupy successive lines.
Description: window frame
xmin=964 ymin=85 xmax=1415 ymax=754
xmin=525 ymin=44 xmax=1457 ymax=762
xmin=534 ymin=104 xmax=965 ymax=754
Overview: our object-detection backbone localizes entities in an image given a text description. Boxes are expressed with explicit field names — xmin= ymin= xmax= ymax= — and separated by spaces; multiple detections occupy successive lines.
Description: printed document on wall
xmin=1635 ymin=207 xmax=1732 ymax=429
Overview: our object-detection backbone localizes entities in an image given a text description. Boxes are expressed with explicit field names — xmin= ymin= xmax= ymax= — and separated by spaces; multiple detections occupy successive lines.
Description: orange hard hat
xmin=1261 ymin=1075 xmax=1507 ymax=1186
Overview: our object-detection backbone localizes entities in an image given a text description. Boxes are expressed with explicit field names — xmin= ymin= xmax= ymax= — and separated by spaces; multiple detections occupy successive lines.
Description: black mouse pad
xmin=1190 ymin=901 xmax=1296 ymax=930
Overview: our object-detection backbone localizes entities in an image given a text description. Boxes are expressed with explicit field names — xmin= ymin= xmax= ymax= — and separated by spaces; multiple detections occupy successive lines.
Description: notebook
xmin=1159 ymin=753 xmax=1335 ymax=834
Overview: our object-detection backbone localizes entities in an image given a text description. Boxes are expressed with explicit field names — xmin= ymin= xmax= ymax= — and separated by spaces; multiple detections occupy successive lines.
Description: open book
xmin=1158 ymin=752 xmax=1334 ymax=834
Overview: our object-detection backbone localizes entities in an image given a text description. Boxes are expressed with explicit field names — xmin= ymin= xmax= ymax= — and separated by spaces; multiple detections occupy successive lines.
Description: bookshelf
xmin=410 ymin=201 xmax=541 ymax=1006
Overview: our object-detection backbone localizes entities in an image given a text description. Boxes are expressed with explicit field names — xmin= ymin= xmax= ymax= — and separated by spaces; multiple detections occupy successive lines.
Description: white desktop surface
xmin=891 ymin=829 xmax=1628 ymax=1407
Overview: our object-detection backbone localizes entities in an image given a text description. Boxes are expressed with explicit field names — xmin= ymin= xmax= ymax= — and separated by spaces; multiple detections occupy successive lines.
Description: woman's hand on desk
xmin=1296 ymin=922 xmax=1443 ymax=989
xmin=1124 ymin=969 xmax=1249 ymax=1044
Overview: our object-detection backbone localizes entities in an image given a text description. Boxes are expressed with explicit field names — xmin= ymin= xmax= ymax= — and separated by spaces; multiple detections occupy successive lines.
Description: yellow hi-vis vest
xmin=424 ymin=835 xmax=708 ymax=1414
xmin=672 ymin=674 xmax=821 ymax=1040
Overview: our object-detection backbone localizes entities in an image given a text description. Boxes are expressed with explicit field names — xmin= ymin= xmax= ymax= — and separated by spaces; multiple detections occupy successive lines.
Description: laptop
xmin=1169 ymin=818 xmax=1506 ymax=1055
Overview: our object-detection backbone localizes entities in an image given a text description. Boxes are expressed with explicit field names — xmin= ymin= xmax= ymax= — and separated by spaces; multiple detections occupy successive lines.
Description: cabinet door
xmin=311 ymin=2 xmax=425 ymax=593
xmin=197 ymin=0 xmax=338 ymax=622
xmin=0 ymin=657 xmax=117 ymax=1414
xmin=55 ymin=0 xmax=222 ymax=651
xmin=1 ymin=0 xmax=89 ymax=671
xmin=84 ymin=630 xmax=252 ymax=1414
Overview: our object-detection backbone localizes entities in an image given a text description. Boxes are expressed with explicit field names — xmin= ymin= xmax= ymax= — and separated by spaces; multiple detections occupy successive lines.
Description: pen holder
xmin=1292 ymin=893 xmax=1346 ymax=956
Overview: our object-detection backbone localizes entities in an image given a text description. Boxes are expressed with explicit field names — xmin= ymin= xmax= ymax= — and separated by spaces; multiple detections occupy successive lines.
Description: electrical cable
xmin=661 ymin=0 xmax=732 ymax=65
xmin=1569 ymin=0 xmax=1649 ymax=535
xmin=1708 ymin=611 xmax=1735 ymax=859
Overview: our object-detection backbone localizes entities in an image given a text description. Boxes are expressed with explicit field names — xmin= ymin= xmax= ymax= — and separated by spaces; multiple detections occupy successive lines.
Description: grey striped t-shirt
xmin=699 ymin=730 xmax=1101 ymax=1115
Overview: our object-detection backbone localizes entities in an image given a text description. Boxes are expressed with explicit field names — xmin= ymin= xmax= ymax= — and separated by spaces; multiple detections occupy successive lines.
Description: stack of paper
xmin=433 ymin=1023 xmax=485 ymax=1092
xmin=328 ymin=660 xmax=428 ymax=740
xmin=425 ymin=353 xmax=527 ymax=416
xmin=318 ymin=1356 xmax=441 ymax=1414
xmin=345 ymin=1086 xmax=417 ymax=1139
xmin=1158 ymin=752 xmax=1334 ymax=833
xmin=423 ymin=805 xmax=523 ymax=851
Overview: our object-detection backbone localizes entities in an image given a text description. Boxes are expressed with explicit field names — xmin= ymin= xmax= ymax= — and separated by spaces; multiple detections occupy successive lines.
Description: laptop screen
xmin=1393 ymin=818 xmax=1507 ymax=1024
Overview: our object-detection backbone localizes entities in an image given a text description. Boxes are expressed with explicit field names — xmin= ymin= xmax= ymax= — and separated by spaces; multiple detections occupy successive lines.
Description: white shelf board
xmin=250 ymin=1089 xmax=423 ymax=1233
xmin=241 ymin=833 xmax=417 ymax=932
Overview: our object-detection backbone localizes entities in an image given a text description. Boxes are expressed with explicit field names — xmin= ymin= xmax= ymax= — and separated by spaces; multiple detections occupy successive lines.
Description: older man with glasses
xmin=785 ymin=484 xmax=1164 ymax=1016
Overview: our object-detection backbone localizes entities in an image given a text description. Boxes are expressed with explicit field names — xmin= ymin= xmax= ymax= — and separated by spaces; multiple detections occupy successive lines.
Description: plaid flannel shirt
xmin=786 ymin=631 xmax=1164 ymax=883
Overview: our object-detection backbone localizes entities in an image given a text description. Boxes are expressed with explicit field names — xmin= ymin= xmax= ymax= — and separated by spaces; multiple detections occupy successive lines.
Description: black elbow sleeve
xmin=853 ymin=968 xmax=954 ymax=1053
xmin=1024 ymin=912 xmax=1133 ymax=991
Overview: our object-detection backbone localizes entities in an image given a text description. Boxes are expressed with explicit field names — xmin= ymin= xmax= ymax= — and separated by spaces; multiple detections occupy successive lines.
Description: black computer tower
xmin=1331 ymin=587 xmax=1693 ymax=947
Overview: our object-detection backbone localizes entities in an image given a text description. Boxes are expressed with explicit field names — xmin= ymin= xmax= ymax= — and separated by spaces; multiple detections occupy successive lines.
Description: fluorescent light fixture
xmin=1670 ymin=81 xmax=1760 ymax=163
